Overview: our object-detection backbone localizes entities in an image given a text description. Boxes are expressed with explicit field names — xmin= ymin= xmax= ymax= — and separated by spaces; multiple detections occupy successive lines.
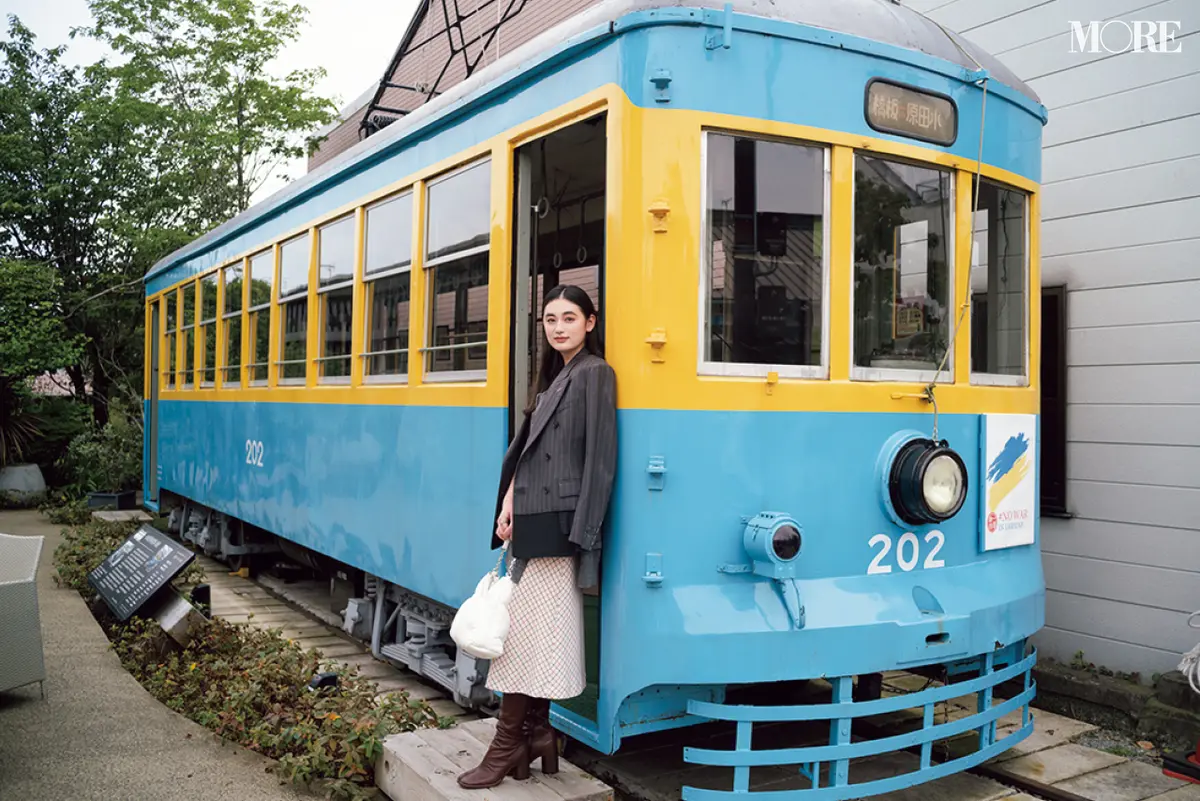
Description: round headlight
xmin=772 ymin=525 xmax=801 ymax=561
xmin=889 ymin=439 xmax=968 ymax=525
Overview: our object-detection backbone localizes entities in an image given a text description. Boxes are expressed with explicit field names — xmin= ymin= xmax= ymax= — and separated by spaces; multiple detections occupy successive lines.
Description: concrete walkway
xmin=0 ymin=509 xmax=313 ymax=801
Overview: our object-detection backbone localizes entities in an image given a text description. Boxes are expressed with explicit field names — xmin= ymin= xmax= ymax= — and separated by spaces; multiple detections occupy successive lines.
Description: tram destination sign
xmin=865 ymin=79 xmax=957 ymax=146
xmin=88 ymin=524 xmax=195 ymax=621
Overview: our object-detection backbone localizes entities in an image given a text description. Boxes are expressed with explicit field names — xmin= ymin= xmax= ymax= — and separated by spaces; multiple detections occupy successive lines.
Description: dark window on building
xmin=1041 ymin=286 xmax=1067 ymax=515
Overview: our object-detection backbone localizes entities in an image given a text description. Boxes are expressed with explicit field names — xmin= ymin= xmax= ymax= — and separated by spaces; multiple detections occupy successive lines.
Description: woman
xmin=457 ymin=284 xmax=617 ymax=788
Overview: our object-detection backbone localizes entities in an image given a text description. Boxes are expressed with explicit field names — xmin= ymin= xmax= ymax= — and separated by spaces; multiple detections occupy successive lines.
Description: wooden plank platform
xmin=92 ymin=510 xmax=152 ymax=522
xmin=377 ymin=717 xmax=613 ymax=801
xmin=193 ymin=554 xmax=474 ymax=719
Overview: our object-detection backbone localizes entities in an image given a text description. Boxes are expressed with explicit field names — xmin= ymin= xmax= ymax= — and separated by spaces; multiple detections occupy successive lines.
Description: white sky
xmin=2 ymin=0 xmax=422 ymax=202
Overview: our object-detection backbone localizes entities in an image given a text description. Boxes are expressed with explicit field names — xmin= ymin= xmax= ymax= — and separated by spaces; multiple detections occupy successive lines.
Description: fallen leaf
xmin=1138 ymin=741 xmax=1155 ymax=750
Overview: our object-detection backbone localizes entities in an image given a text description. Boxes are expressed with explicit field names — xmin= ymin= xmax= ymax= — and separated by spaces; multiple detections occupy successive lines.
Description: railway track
xmin=195 ymin=555 xmax=1192 ymax=801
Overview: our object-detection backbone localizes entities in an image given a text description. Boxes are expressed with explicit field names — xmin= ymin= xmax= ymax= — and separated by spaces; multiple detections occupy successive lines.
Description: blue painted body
xmin=146 ymin=7 xmax=1046 ymax=795
xmin=155 ymin=400 xmax=1044 ymax=755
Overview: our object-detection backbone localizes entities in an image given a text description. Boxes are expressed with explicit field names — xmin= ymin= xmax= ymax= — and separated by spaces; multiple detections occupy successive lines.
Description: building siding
xmin=907 ymin=0 xmax=1200 ymax=681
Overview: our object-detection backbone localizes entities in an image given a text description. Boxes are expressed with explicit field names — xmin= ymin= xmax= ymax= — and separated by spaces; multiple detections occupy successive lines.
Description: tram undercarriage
xmin=165 ymin=494 xmax=495 ymax=709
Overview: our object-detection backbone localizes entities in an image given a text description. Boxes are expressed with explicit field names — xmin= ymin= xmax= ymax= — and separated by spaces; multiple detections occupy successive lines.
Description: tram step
xmin=377 ymin=717 xmax=612 ymax=801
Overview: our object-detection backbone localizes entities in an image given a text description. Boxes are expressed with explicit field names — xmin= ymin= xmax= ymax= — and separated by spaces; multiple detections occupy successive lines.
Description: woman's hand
xmin=496 ymin=480 xmax=514 ymax=541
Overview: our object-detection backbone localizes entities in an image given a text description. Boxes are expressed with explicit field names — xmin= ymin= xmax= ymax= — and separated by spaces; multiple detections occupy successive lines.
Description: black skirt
xmin=511 ymin=511 xmax=576 ymax=560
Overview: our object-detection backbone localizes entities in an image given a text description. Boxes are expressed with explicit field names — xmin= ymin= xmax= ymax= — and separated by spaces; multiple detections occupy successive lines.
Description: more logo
xmin=1069 ymin=21 xmax=1184 ymax=54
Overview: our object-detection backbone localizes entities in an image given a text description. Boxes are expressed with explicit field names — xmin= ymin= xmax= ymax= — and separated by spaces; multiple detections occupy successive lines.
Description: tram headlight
xmin=743 ymin=512 xmax=802 ymax=579
xmin=888 ymin=439 xmax=968 ymax=526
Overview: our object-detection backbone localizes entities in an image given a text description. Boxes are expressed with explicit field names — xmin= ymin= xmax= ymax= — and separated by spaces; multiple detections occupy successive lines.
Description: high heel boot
xmin=457 ymin=693 xmax=532 ymax=788
xmin=524 ymin=697 xmax=559 ymax=774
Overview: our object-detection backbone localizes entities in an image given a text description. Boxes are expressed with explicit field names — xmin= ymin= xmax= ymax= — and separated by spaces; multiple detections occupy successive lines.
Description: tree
xmin=0 ymin=260 xmax=85 ymax=466
xmin=82 ymin=0 xmax=339 ymax=213
xmin=0 ymin=4 xmax=336 ymax=426
xmin=0 ymin=16 xmax=206 ymax=426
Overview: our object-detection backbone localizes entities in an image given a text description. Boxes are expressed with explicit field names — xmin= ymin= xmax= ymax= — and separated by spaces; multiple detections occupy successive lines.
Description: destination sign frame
xmin=864 ymin=78 xmax=958 ymax=147
xmin=88 ymin=524 xmax=195 ymax=621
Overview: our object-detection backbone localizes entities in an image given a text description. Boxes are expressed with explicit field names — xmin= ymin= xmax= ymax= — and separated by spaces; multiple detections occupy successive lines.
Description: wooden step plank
xmin=378 ymin=734 xmax=501 ymax=801
xmin=460 ymin=718 xmax=613 ymax=801
xmin=414 ymin=726 xmax=564 ymax=801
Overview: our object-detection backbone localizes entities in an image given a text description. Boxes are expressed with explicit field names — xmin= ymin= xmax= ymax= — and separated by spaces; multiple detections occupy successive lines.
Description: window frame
xmin=968 ymin=178 xmax=1032 ymax=388
xmin=421 ymin=158 xmax=491 ymax=384
xmin=276 ymin=233 xmax=310 ymax=386
xmin=198 ymin=273 xmax=219 ymax=388
xmin=316 ymin=213 xmax=356 ymax=385
xmin=848 ymin=151 xmax=958 ymax=385
xmin=696 ymin=129 xmax=833 ymax=380
xmin=221 ymin=260 xmax=244 ymax=387
xmin=361 ymin=188 xmax=415 ymax=386
xmin=180 ymin=281 xmax=197 ymax=388
xmin=246 ymin=248 xmax=274 ymax=386
xmin=163 ymin=290 xmax=178 ymax=390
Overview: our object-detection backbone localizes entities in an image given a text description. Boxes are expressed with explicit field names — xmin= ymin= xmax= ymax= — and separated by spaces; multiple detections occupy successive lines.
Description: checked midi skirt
xmin=485 ymin=555 xmax=586 ymax=700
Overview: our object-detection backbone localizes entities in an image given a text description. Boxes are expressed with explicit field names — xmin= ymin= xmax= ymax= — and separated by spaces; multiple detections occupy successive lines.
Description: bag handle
xmin=492 ymin=541 xmax=509 ymax=578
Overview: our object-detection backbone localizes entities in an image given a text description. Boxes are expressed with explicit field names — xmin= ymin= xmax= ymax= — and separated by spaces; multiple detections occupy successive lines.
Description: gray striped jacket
xmin=491 ymin=351 xmax=617 ymax=589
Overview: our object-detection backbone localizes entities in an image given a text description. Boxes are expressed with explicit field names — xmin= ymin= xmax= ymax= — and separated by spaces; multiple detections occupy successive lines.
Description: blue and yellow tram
xmin=142 ymin=1 xmax=1047 ymax=796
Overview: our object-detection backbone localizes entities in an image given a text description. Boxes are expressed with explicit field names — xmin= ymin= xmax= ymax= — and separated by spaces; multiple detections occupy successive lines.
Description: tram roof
xmin=147 ymin=0 xmax=1040 ymax=285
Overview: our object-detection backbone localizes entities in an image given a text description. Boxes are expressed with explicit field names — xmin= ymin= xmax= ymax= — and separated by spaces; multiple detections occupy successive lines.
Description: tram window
xmin=222 ymin=262 xmax=242 ymax=385
xmin=969 ymin=179 xmax=1027 ymax=381
xmin=852 ymin=155 xmax=953 ymax=379
xmin=703 ymin=133 xmax=828 ymax=375
xmin=181 ymin=283 xmax=196 ymax=387
xmin=318 ymin=215 xmax=355 ymax=381
xmin=364 ymin=192 xmax=413 ymax=380
xmin=247 ymin=249 xmax=273 ymax=384
xmin=425 ymin=159 xmax=490 ymax=378
xmin=164 ymin=291 xmax=177 ymax=389
xmin=278 ymin=233 xmax=310 ymax=382
xmin=199 ymin=274 xmax=218 ymax=385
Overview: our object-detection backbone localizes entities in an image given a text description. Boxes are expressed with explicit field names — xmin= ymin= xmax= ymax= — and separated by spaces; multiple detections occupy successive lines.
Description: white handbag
xmin=450 ymin=544 xmax=513 ymax=660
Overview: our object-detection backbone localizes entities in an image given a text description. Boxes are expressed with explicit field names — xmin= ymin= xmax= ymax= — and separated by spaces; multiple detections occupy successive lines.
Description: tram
xmin=141 ymin=1 xmax=1047 ymax=796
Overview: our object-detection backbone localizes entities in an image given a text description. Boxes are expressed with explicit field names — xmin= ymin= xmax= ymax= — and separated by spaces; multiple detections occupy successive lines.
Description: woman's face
xmin=543 ymin=296 xmax=594 ymax=360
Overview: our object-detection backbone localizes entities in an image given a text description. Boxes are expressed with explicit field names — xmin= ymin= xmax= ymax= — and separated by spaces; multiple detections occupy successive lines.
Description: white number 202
xmin=867 ymin=531 xmax=945 ymax=575
xmin=245 ymin=439 xmax=264 ymax=467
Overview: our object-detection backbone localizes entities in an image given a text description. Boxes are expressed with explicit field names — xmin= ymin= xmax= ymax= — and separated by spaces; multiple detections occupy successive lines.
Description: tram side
xmin=143 ymin=3 xmax=1048 ymax=794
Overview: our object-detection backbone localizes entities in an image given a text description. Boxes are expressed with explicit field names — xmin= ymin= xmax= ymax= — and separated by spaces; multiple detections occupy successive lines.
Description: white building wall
xmin=905 ymin=0 xmax=1200 ymax=681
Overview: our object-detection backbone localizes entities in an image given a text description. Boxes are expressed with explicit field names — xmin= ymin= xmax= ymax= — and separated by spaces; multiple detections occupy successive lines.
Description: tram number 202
xmin=245 ymin=439 xmax=265 ymax=467
xmin=867 ymin=531 xmax=945 ymax=574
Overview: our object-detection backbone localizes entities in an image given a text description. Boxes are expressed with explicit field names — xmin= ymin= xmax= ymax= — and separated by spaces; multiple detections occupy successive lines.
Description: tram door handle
xmin=775 ymin=577 xmax=806 ymax=630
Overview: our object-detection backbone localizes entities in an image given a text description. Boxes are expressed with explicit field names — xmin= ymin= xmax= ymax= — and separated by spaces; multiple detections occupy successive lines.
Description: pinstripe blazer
xmin=491 ymin=351 xmax=617 ymax=588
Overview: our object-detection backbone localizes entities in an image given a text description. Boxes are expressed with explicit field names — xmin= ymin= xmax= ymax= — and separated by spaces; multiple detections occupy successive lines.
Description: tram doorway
xmin=509 ymin=112 xmax=607 ymax=725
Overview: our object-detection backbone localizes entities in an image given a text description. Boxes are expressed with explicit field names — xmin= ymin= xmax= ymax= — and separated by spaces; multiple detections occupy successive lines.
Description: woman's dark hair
xmin=525 ymin=284 xmax=602 ymax=414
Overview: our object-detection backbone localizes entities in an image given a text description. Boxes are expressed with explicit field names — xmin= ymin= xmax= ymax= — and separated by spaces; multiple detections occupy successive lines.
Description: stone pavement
xmin=0 ymin=509 xmax=314 ymax=801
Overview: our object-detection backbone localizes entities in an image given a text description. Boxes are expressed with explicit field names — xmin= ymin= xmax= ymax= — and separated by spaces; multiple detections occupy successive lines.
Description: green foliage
xmin=19 ymin=396 xmax=92 ymax=486
xmin=0 ymin=4 xmax=337 ymax=427
xmin=0 ymin=260 xmax=86 ymax=465
xmin=82 ymin=0 xmax=339 ymax=212
xmin=41 ymin=496 xmax=94 ymax=525
xmin=62 ymin=414 xmax=145 ymax=494
xmin=52 ymin=518 xmax=448 ymax=800
xmin=107 ymin=616 xmax=447 ymax=800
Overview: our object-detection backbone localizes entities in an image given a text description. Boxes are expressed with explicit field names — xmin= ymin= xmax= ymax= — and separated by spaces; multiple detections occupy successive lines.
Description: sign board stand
xmin=88 ymin=524 xmax=207 ymax=645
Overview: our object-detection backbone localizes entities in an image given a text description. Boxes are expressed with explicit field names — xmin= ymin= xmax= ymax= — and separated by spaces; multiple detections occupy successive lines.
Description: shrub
xmin=53 ymin=518 xmax=451 ymax=800
xmin=23 ymin=395 xmax=91 ymax=486
xmin=109 ymin=617 xmax=448 ymax=799
xmin=61 ymin=414 xmax=143 ymax=496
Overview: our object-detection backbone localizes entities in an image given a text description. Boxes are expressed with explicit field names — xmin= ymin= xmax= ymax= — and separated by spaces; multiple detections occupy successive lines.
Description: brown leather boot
xmin=457 ymin=693 xmax=532 ymax=788
xmin=524 ymin=697 xmax=559 ymax=774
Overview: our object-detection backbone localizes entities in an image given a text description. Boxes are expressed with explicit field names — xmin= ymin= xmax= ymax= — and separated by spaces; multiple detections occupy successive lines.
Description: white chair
xmin=0 ymin=532 xmax=46 ymax=698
